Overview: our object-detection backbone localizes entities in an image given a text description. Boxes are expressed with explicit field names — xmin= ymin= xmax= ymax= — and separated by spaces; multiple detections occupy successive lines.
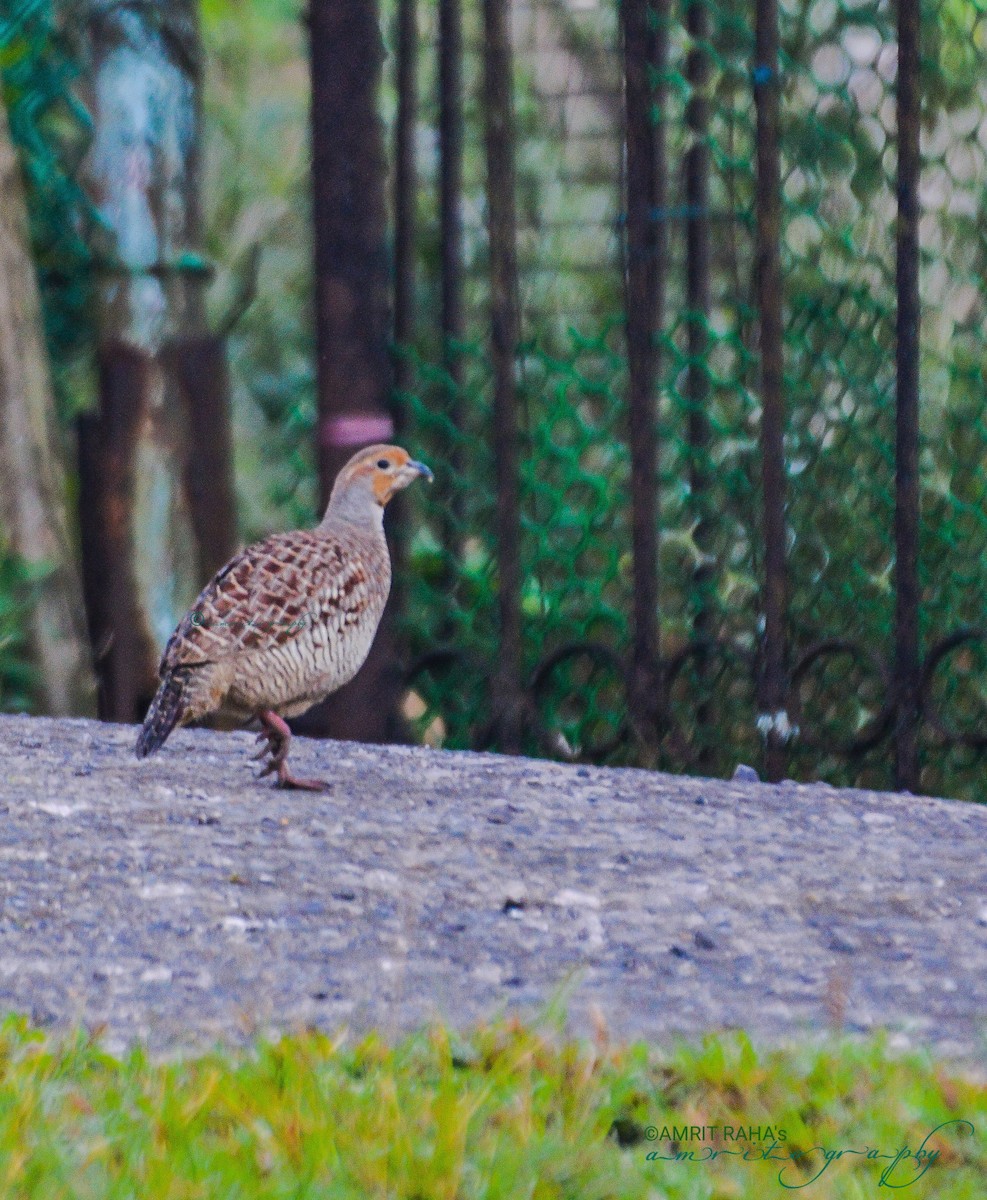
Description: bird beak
xmin=408 ymin=459 xmax=433 ymax=483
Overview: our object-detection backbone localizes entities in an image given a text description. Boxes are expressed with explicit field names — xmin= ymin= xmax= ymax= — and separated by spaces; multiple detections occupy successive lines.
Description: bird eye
xmin=376 ymin=458 xmax=390 ymax=470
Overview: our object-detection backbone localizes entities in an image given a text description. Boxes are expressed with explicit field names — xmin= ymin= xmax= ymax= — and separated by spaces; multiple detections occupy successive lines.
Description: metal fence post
xmin=439 ymin=0 xmax=464 ymax=373
xmin=622 ymin=0 xmax=667 ymax=732
xmin=685 ymin=0 xmax=712 ymax=763
xmin=894 ymin=0 xmax=921 ymax=791
xmin=388 ymin=0 xmax=419 ymax=697
xmin=394 ymin=0 xmax=418 ymax=382
xmin=753 ymin=0 xmax=788 ymax=781
xmin=481 ymin=0 xmax=524 ymax=752
xmin=439 ymin=0 xmax=465 ymax=556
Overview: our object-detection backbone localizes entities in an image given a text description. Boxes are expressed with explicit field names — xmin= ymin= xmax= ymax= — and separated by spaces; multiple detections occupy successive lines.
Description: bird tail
xmin=135 ymin=671 xmax=188 ymax=758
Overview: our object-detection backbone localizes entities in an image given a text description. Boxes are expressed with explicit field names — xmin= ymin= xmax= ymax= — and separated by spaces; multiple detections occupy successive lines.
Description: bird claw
xmin=276 ymin=772 xmax=329 ymax=792
xmin=255 ymin=756 xmax=326 ymax=790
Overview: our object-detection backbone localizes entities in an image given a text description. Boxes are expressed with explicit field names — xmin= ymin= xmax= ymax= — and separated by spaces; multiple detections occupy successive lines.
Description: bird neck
xmin=319 ymin=486 xmax=386 ymax=534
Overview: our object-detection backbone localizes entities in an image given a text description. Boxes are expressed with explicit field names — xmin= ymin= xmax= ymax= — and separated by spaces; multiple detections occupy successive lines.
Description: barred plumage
xmin=135 ymin=444 xmax=432 ymax=789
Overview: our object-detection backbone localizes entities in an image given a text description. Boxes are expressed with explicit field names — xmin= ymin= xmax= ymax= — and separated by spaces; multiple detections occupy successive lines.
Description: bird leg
xmin=253 ymin=710 xmax=328 ymax=791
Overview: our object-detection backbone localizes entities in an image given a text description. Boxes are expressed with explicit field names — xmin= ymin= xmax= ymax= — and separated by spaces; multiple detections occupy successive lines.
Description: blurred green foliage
xmin=0 ymin=548 xmax=42 ymax=712
xmin=199 ymin=0 xmax=318 ymax=538
xmin=0 ymin=1 xmax=87 ymax=715
xmin=0 ymin=0 xmax=94 ymax=417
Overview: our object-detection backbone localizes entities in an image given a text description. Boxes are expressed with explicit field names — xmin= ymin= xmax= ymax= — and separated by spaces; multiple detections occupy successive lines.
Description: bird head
xmin=327 ymin=444 xmax=433 ymax=521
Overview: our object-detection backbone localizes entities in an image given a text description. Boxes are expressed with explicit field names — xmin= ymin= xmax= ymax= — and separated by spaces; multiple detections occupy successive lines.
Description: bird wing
xmin=158 ymin=528 xmax=377 ymax=673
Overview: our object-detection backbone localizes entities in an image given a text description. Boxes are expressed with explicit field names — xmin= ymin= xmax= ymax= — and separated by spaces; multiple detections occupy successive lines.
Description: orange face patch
xmin=372 ymin=472 xmax=394 ymax=504
xmin=335 ymin=444 xmax=417 ymax=506
xmin=347 ymin=445 xmax=410 ymax=503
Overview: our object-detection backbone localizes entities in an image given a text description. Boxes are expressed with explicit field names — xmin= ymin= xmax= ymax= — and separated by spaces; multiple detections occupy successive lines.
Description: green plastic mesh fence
xmin=393 ymin=0 xmax=987 ymax=801
xmin=779 ymin=0 xmax=899 ymax=791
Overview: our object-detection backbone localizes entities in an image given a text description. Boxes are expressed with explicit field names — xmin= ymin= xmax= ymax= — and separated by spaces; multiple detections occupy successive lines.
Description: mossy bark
xmin=0 ymin=88 xmax=96 ymax=715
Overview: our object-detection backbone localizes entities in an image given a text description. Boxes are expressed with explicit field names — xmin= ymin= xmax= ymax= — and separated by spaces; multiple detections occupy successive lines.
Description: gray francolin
xmin=135 ymin=444 xmax=432 ymax=789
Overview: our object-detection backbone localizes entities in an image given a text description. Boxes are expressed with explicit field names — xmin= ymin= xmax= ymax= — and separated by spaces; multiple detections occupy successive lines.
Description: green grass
xmin=0 ymin=1012 xmax=983 ymax=1198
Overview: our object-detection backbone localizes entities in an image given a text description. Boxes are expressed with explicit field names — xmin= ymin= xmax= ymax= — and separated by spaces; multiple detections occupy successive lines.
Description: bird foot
xmin=253 ymin=736 xmax=327 ymax=790
xmin=275 ymin=766 xmax=329 ymax=792
xmin=252 ymin=710 xmax=327 ymax=791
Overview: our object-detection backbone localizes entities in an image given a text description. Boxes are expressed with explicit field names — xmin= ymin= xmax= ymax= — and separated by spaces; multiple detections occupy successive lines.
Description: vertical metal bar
xmin=481 ymin=0 xmax=524 ymax=752
xmin=393 ymin=0 xmax=418 ymax=376
xmin=309 ymin=0 xmax=398 ymax=743
xmin=390 ymin=0 xmax=418 ymax=651
xmin=438 ymin=0 xmax=465 ymax=553
xmin=439 ymin=0 xmax=464 ymax=393
xmin=685 ymin=0 xmax=712 ymax=762
xmin=753 ymin=0 xmax=788 ymax=781
xmin=894 ymin=0 xmax=921 ymax=790
xmin=622 ymin=0 xmax=667 ymax=731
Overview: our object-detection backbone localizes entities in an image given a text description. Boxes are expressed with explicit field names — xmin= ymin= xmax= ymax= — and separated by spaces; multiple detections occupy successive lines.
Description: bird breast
xmin=222 ymin=527 xmax=391 ymax=716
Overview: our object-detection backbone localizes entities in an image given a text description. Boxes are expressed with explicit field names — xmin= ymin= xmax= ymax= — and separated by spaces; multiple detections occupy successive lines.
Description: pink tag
xmin=321 ymin=413 xmax=395 ymax=447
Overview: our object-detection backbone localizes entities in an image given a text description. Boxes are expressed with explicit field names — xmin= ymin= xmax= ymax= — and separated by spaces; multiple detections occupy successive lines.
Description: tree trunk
xmin=305 ymin=0 xmax=400 ymax=744
xmin=0 ymin=86 xmax=96 ymax=716
xmin=76 ymin=1 xmax=236 ymax=723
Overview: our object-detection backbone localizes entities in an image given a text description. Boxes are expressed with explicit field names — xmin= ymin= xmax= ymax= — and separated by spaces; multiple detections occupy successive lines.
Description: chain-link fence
xmin=393 ymin=0 xmax=987 ymax=801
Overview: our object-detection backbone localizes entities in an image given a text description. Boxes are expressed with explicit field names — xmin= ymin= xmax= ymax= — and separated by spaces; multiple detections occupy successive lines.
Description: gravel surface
xmin=0 ymin=713 xmax=985 ymax=1060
